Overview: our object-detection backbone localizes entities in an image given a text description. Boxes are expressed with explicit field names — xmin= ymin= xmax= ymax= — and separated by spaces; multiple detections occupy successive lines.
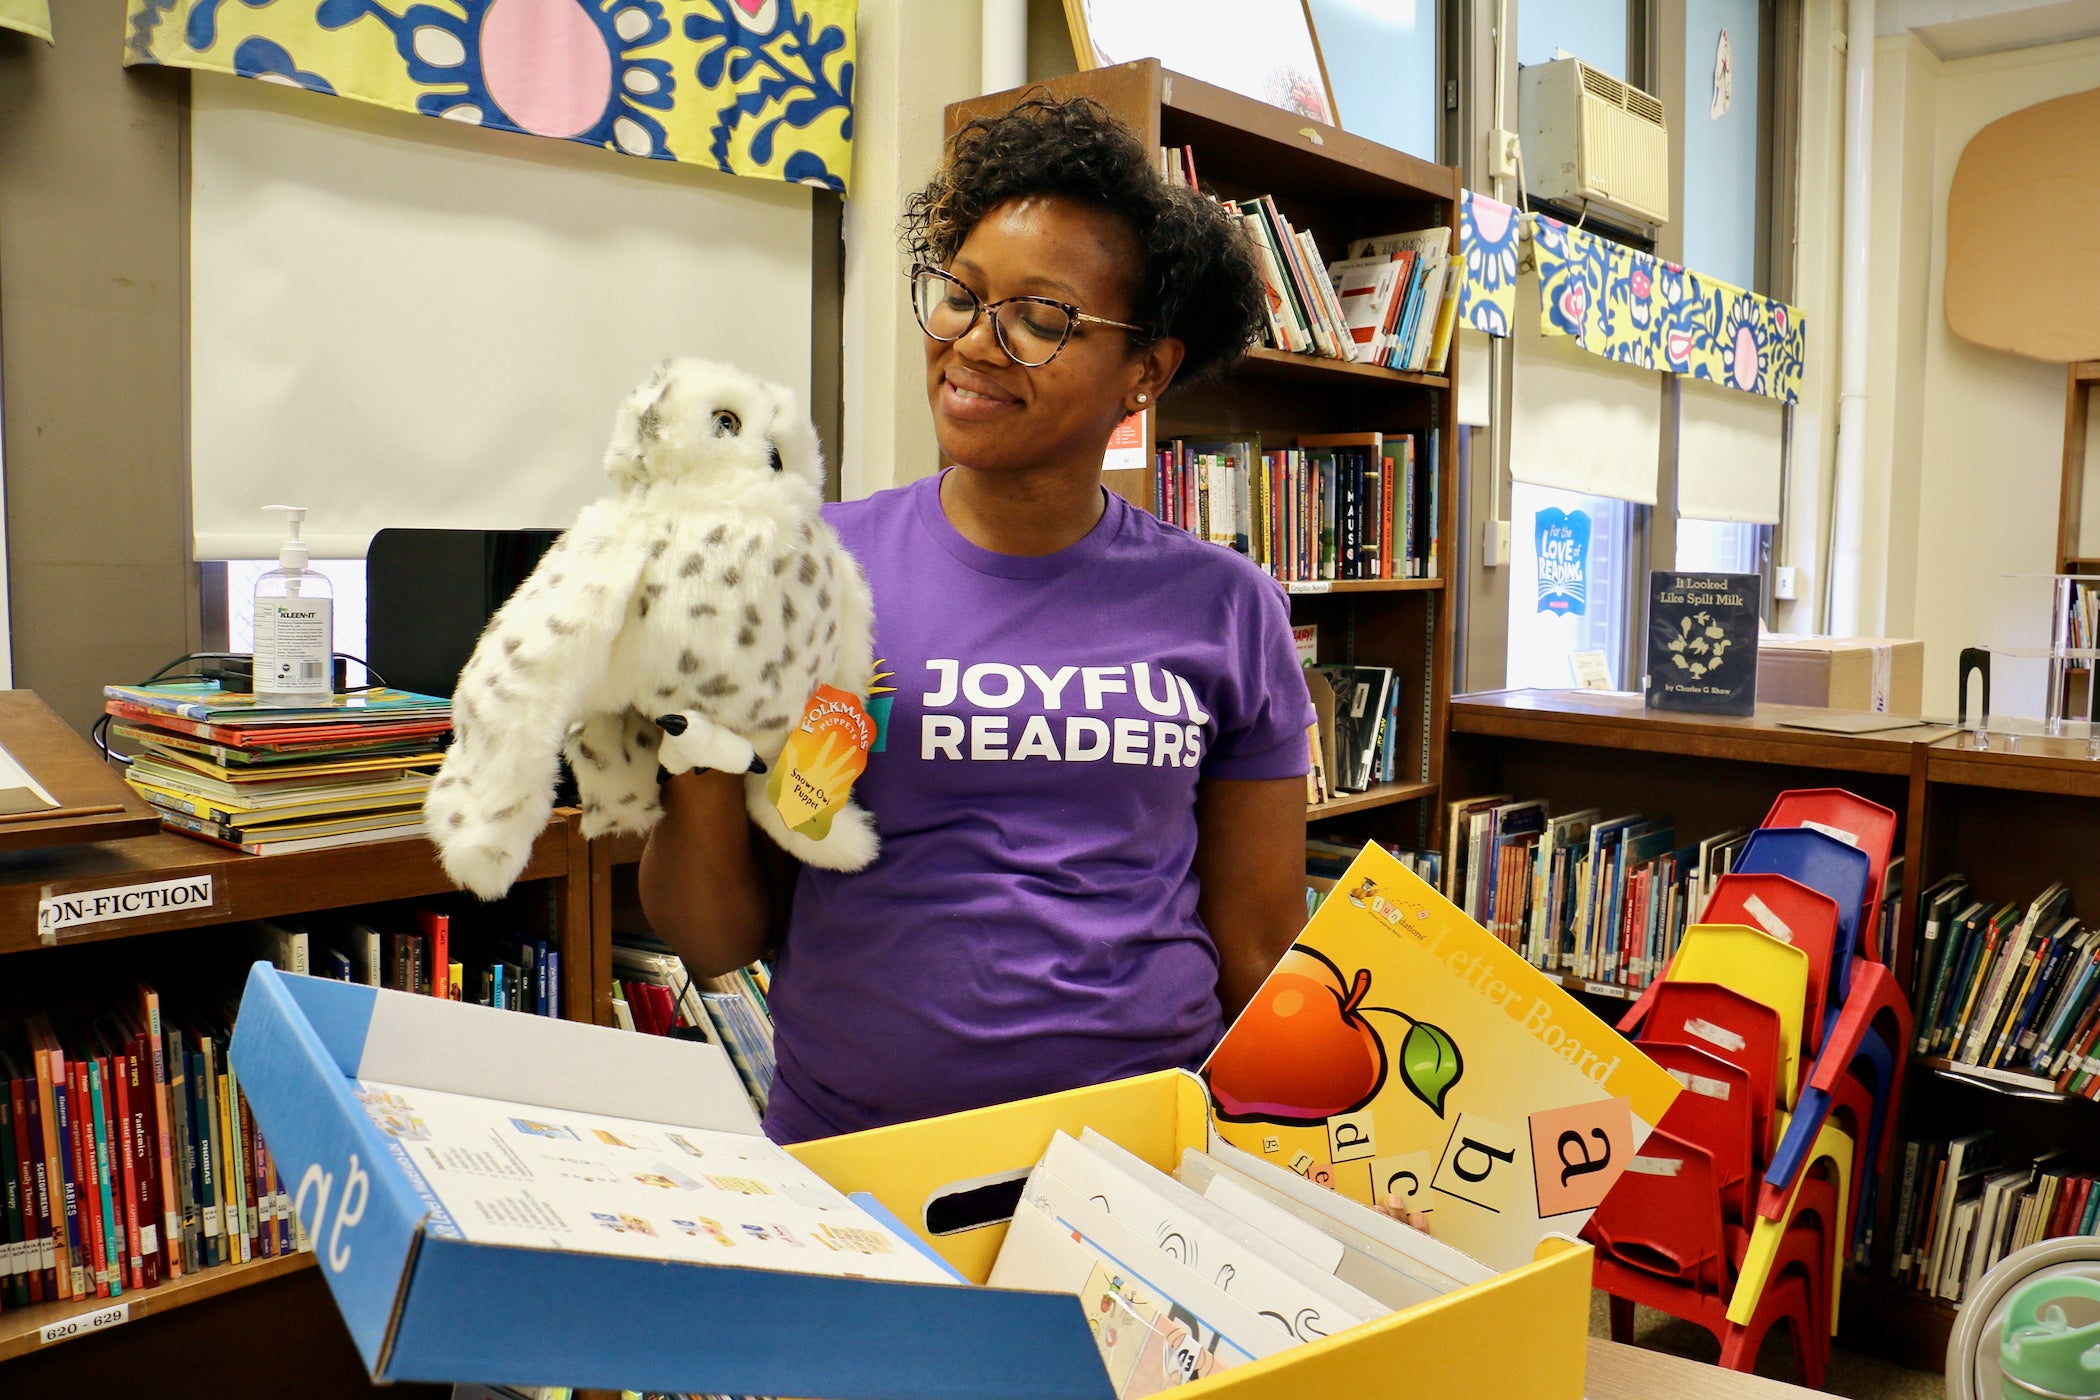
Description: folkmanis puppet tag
xmin=768 ymin=685 xmax=874 ymax=838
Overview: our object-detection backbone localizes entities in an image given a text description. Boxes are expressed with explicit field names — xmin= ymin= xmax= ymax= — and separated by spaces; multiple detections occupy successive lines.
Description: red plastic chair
xmin=1761 ymin=789 xmax=1898 ymax=962
xmin=1642 ymin=1041 xmax=1757 ymax=1224
xmin=1625 ymin=982 xmax=1784 ymax=1157
xmin=1587 ymin=1129 xmax=1829 ymax=1386
xmin=1700 ymin=872 xmax=1841 ymax=1055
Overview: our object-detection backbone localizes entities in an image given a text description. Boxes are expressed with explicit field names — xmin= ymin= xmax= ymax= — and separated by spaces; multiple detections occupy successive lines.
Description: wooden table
xmin=1586 ymin=1339 xmax=1826 ymax=1398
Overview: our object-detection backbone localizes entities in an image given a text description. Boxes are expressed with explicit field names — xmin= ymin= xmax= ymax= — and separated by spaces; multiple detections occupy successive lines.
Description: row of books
xmin=105 ymin=681 xmax=451 ymax=855
xmin=1305 ymin=662 xmax=1408 ymax=802
xmin=1911 ymin=878 xmax=2100 ymax=1090
xmin=246 ymin=908 xmax=563 ymax=1018
xmin=1155 ymin=431 xmax=1439 ymax=583
xmin=1196 ymin=174 xmax=1459 ymax=376
xmin=1443 ymin=797 xmax=1706 ymax=991
xmin=0 ymin=987 xmax=300 ymax=1311
xmin=1306 ymin=839 xmax=1442 ymax=916
xmin=1439 ymin=794 xmax=1908 ymax=996
xmin=611 ymin=934 xmax=776 ymax=1118
xmin=1886 ymin=1132 xmax=2098 ymax=1302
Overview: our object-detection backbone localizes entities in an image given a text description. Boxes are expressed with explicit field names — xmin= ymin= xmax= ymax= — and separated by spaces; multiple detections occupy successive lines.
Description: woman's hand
xmin=1372 ymin=1196 xmax=1434 ymax=1234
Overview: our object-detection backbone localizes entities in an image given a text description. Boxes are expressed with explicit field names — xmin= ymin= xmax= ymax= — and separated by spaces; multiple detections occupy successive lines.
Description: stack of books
xmin=1154 ymin=430 xmax=1439 ymax=583
xmin=1886 ymin=1131 xmax=2100 ymax=1301
xmin=105 ymin=682 xmax=451 ymax=855
xmin=250 ymin=908 xmax=561 ymax=1017
xmin=612 ymin=932 xmax=775 ymax=1118
xmin=0 ymin=985 xmax=302 ymax=1312
xmin=1911 ymin=878 xmax=2100 ymax=1089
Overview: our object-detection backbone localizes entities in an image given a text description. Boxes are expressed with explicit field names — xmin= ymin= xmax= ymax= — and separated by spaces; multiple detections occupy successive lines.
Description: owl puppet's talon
xmin=655 ymin=710 xmax=761 ymax=777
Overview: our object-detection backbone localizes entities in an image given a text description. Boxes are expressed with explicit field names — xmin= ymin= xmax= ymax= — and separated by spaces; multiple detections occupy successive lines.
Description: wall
xmin=0 ymin=12 xmax=197 ymax=735
xmin=1864 ymin=34 xmax=2100 ymax=714
xmin=839 ymin=0 xmax=983 ymax=501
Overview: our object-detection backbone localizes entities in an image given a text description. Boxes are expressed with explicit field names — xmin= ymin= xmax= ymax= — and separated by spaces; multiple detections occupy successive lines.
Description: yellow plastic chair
xmin=1725 ymin=1117 xmax=1854 ymax=1334
xmin=1665 ymin=924 xmax=1811 ymax=1109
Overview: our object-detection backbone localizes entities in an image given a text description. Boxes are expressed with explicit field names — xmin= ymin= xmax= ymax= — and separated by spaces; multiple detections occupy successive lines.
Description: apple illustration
xmin=1205 ymin=951 xmax=1387 ymax=1124
xmin=1205 ymin=947 xmax=1466 ymax=1126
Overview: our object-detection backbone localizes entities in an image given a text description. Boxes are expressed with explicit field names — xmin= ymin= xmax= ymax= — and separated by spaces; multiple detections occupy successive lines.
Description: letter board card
xmin=1202 ymin=844 xmax=1681 ymax=1273
xmin=229 ymin=967 xmax=1112 ymax=1400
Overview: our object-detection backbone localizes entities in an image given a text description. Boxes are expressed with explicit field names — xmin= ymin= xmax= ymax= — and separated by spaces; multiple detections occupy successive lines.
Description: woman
xmin=639 ymin=95 xmax=1315 ymax=1145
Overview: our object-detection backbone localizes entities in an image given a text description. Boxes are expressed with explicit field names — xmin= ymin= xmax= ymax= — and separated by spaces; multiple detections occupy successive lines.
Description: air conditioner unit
xmin=1518 ymin=57 xmax=1670 ymax=228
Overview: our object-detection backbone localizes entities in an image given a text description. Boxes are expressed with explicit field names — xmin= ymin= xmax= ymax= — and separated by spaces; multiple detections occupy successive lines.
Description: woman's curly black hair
xmin=900 ymin=94 xmax=1266 ymax=392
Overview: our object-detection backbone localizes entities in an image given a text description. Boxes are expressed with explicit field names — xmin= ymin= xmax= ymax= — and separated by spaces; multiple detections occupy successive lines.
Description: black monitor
xmin=366 ymin=527 xmax=562 ymax=700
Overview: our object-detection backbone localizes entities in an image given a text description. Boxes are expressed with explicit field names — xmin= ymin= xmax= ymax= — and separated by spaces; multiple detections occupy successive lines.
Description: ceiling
xmin=1876 ymin=0 xmax=2100 ymax=59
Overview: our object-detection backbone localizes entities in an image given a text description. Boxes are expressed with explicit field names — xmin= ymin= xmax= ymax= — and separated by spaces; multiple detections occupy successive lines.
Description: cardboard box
xmin=1758 ymin=635 xmax=1924 ymax=716
xmin=232 ymin=966 xmax=1593 ymax=1400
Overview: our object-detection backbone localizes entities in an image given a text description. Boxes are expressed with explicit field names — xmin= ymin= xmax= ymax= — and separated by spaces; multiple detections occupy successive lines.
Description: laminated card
xmin=1202 ymin=844 xmax=1680 ymax=1272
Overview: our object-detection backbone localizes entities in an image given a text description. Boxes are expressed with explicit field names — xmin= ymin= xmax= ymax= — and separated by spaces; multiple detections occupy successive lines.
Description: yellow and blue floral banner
xmin=1458 ymin=188 xmax=1519 ymax=337
xmin=1458 ymin=192 xmax=1806 ymax=404
xmin=0 ymin=0 xmax=51 ymax=41
xmin=124 ymin=0 xmax=856 ymax=193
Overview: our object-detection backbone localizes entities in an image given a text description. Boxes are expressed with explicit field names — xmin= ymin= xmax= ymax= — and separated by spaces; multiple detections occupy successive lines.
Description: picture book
xmin=1644 ymin=572 xmax=1761 ymax=715
xmin=1202 ymin=842 xmax=1680 ymax=1272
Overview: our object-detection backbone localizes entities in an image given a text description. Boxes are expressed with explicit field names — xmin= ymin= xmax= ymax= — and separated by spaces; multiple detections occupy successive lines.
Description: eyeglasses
xmin=908 ymin=263 xmax=1145 ymax=368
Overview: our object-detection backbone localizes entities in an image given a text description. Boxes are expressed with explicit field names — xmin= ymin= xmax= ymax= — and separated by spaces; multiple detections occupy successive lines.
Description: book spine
xmin=166 ymin=1030 xmax=200 ymax=1270
xmin=87 ymin=1058 xmax=122 ymax=1296
xmin=142 ymin=994 xmax=181 ymax=1279
xmin=129 ymin=1039 xmax=162 ymax=1288
xmin=0 ymin=1080 xmax=21 ymax=1307
xmin=108 ymin=1052 xmax=142 ymax=1291
xmin=10 ymin=1076 xmax=45 ymax=1303
xmin=59 ymin=1061 xmax=94 ymax=1297
xmin=219 ymin=1056 xmax=248 ymax=1263
xmin=1892 ymin=1140 xmax=1923 ymax=1277
xmin=191 ymin=1044 xmax=220 ymax=1269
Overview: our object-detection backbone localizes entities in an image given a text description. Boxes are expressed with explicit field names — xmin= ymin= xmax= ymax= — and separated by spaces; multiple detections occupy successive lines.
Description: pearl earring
xmin=1135 ymin=392 xmax=1149 ymax=404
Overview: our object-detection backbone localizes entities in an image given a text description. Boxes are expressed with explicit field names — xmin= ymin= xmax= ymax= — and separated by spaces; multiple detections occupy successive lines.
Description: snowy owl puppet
xmin=425 ymin=358 xmax=879 ymax=900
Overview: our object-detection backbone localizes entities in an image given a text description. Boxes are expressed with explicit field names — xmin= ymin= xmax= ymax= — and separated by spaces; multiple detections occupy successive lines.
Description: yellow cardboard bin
xmin=790 ymin=1069 xmax=1593 ymax=1400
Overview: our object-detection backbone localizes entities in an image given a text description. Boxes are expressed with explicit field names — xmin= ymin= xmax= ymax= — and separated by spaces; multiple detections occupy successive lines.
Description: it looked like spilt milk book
xmin=1644 ymin=570 xmax=1762 ymax=716
xmin=1201 ymin=843 xmax=1681 ymax=1273
xmin=351 ymin=1081 xmax=956 ymax=1285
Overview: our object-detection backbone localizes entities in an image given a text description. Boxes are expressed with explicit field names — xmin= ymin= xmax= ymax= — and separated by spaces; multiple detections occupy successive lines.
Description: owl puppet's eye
xmin=711 ymin=409 xmax=741 ymax=437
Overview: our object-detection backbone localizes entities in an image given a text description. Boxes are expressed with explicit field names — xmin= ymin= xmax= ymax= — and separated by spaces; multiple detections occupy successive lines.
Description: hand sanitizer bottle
xmin=252 ymin=504 xmax=334 ymax=708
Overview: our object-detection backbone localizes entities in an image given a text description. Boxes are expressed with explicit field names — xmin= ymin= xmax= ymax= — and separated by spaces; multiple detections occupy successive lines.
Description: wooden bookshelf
xmin=0 ymin=1250 xmax=312 ymax=1365
xmin=0 ymin=809 xmax=597 ymax=1390
xmin=951 ymin=63 xmax=1462 ymax=847
xmin=1443 ymin=688 xmax=2100 ymax=1370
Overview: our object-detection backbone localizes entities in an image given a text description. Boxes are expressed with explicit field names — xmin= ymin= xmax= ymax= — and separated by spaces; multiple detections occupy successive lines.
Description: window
xmin=1518 ymin=0 xmax=1630 ymax=79
xmin=1676 ymin=519 xmax=1768 ymax=577
xmin=1507 ymin=482 xmax=1637 ymax=688
xmin=219 ymin=559 xmax=370 ymax=686
xmin=1682 ymin=0 xmax=1765 ymax=290
xmin=1307 ymin=0 xmax=1441 ymax=162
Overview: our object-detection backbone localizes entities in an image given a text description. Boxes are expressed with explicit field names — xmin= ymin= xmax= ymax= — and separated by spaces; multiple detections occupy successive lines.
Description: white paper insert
xmin=352 ymin=1079 xmax=955 ymax=1286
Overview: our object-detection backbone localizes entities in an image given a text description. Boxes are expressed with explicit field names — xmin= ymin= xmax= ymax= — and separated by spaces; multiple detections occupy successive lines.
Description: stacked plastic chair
xmin=1585 ymin=787 xmax=1913 ymax=1386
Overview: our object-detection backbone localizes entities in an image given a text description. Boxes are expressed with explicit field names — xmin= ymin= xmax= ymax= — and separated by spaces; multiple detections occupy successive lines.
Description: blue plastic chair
xmin=1731 ymin=829 xmax=1872 ymax=1004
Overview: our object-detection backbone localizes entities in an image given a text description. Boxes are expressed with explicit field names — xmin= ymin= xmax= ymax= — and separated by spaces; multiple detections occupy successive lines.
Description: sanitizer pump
xmin=252 ymin=504 xmax=334 ymax=707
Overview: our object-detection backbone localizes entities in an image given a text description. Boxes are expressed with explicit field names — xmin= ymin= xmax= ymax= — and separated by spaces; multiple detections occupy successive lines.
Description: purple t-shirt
xmin=760 ymin=472 xmax=1314 ymax=1143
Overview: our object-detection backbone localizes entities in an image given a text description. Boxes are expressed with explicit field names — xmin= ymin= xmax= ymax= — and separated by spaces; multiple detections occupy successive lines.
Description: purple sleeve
xmin=1203 ymin=574 xmax=1316 ymax=781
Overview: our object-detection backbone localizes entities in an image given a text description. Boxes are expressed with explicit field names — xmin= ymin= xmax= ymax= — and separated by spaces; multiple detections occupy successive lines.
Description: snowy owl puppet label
xmin=1200 ymin=843 xmax=1680 ymax=1272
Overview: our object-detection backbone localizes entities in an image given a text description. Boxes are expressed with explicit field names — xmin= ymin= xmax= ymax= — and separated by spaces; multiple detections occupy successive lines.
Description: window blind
xmin=189 ymin=76 xmax=814 ymax=560
xmin=1507 ymin=285 xmax=1662 ymax=506
xmin=1676 ymin=378 xmax=1785 ymax=524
